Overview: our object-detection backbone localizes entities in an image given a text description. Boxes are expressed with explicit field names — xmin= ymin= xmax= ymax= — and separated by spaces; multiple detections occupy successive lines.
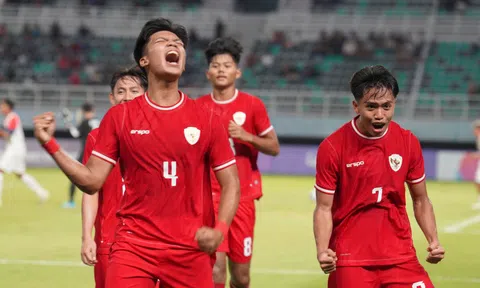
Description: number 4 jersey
xmin=315 ymin=116 xmax=426 ymax=266
xmin=92 ymin=92 xmax=236 ymax=249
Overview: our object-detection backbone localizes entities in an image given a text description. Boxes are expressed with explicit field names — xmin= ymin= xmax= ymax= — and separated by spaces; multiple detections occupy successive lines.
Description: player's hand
xmin=228 ymin=120 xmax=253 ymax=142
xmin=195 ymin=226 xmax=223 ymax=254
xmin=81 ymin=238 xmax=97 ymax=266
xmin=318 ymin=249 xmax=337 ymax=274
xmin=33 ymin=112 xmax=56 ymax=144
xmin=426 ymin=242 xmax=445 ymax=264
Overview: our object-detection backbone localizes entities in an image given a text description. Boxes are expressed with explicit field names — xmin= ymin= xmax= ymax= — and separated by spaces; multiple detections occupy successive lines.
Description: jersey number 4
xmin=163 ymin=161 xmax=178 ymax=187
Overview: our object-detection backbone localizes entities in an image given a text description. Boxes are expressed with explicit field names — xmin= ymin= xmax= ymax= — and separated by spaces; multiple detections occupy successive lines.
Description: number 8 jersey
xmin=92 ymin=92 xmax=236 ymax=250
xmin=315 ymin=116 xmax=425 ymax=266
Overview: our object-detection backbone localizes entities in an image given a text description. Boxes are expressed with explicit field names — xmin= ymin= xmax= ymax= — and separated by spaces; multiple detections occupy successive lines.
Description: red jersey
xmin=315 ymin=117 xmax=425 ymax=267
xmin=82 ymin=128 xmax=124 ymax=254
xmin=197 ymin=89 xmax=273 ymax=201
xmin=92 ymin=92 xmax=236 ymax=249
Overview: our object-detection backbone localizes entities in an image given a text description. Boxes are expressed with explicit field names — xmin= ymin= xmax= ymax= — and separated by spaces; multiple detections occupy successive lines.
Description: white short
xmin=475 ymin=160 xmax=480 ymax=184
xmin=0 ymin=150 xmax=26 ymax=174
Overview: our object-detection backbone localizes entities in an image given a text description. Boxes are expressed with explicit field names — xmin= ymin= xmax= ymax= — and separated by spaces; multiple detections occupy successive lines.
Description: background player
xmin=0 ymin=98 xmax=49 ymax=207
xmin=314 ymin=65 xmax=445 ymax=287
xmin=33 ymin=18 xmax=240 ymax=288
xmin=197 ymin=37 xmax=280 ymax=288
xmin=471 ymin=119 xmax=480 ymax=210
xmin=61 ymin=102 xmax=99 ymax=208
xmin=80 ymin=67 xmax=148 ymax=288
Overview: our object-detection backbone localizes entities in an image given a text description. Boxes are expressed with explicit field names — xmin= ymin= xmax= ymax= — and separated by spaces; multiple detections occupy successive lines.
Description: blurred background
xmin=0 ymin=0 xmax=479 ymax=287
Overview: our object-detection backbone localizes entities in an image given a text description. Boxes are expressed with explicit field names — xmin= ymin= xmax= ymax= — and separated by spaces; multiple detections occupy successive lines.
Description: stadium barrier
xmin=3 ymin=138 xmax=478 ymax=182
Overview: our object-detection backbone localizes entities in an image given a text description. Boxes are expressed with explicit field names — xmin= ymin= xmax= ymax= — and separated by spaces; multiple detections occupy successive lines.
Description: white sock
xmin=21 ymin=173 xmax=49 ymax=200
xmin=0 ymin=173 xmax=3 ymax=206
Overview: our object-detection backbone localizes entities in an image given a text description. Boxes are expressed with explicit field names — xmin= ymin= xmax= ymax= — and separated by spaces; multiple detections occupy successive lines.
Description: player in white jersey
xmin=0 ymin=99 xmax=49 ymax=206
xmin=472 ymin=119 xmax=480 ymax=210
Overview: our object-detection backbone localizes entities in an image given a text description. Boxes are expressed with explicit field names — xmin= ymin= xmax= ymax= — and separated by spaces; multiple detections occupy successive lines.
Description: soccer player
xmin=197 ymin=37 xmax=280 ymax=288
xmin=314 ymin=65 xmax=445 ymax=288
xmin=33 ymin=18 xmax=240 ymax=288
xmin=471 ymin=120 xmax=480 ymax=210
xmin=62 ymin=102 xmax=99 ymax=208
xmin=0 ymin=98 xmax=49 ymax=207
xmin=80 ymin=67 xmax=148 ymax=288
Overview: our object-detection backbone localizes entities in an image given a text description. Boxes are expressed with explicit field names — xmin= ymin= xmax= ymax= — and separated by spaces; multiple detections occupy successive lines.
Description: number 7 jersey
xmin=315 ymin=116 xmax=426 ymax=266
xmin=92 ymin=92 xmax=236 ymax=249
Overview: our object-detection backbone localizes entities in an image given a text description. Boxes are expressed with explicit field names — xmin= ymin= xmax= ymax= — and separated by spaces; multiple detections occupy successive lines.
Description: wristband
xmin=214 ymin=221 xmax=229 ymax=239
xmin=42 ymin=138 xmax=60 ymax=155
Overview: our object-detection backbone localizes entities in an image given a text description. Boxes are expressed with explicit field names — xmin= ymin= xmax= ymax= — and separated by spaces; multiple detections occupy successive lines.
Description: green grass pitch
xmin=0 ymin=169 xmax=479 ymax=287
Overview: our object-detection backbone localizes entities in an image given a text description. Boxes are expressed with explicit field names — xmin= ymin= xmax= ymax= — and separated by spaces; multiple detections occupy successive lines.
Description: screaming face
xmin=139 ymin=31 xmax=186 ymax=81
xmin=353 ymin=87 xmax=396 ymax=138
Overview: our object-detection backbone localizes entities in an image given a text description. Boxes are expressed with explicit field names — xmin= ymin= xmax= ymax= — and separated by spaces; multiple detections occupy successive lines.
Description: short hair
xmin=133 ymin=18 xmax=189 ymax=72
xmin=350 ymin=65 xmax=399 ymax=101
xmin=82 ymin=102 xmax=94 ymax=112
xmin=205 ymin=37 xmax=243 ymax=64
xmin=110 ymin=66 xmax=148 ymax=92
xmin=2 ymin=98 xmax=14 ymax=110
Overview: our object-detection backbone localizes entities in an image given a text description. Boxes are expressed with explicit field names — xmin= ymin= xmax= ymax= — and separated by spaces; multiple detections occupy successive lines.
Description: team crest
xmin=233 ymin=111 xmax=246 ymax=126
xmin=184 ymin=127 xmax=201 ymax=145
xmin=388 ymin=154 xmax=402 ymax=172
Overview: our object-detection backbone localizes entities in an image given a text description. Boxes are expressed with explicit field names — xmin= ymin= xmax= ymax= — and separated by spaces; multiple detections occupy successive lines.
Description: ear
xmin=205 ymin=69 xmax=212 ymax=81
xmin=352 ymin=100 xmax=360 ymax=115
xmin=139 ymin=56 xmax=149 ymax=69
xmin=109 ymin=93 xmax=116 ymax=106
xmin=235 ymin=68 xmax=242 ymax=80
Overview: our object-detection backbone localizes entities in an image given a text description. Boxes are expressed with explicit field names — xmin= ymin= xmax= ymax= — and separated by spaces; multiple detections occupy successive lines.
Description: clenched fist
xmin=33 ymin=112 xmax=56 ymax=144
xmin=318 ymin=249 xmax=338 ymax=274
xmin=426 ymin=242 xmax=445 ymax=264
xmin=195 ymin=226 xmax=223 ymax=254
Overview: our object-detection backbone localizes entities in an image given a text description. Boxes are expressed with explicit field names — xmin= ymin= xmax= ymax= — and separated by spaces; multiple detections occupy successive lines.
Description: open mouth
xmin=166 ymin=51 xmax=179 ymax=65
xmin=372 ymin=122 xmax=386 ymax=131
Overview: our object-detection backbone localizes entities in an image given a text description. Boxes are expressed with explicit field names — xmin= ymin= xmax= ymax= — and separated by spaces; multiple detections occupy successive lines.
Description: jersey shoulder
xmin=88 ymin=128 xmax=100 ymax=140
xmin=388 ymin=121 xmax=415 ymax=141
xmin=238 ymin=90 xmax=264 ymax=105
xmin=323 ymin=120 xmax=353 ymax=148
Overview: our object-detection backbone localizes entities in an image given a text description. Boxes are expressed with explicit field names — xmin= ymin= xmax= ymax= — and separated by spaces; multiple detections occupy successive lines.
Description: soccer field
xmin=0 ymin=169 xmax=479 ymax=287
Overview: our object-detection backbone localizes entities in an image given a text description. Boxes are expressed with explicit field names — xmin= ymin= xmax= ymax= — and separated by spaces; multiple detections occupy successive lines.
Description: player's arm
xmin=228 ymin=98 xmax=280 ymax=156
xmin=313 ymin=139 xmax=338 ymax=273
xmin=33 ymin=112 xmax=116 ymax=194
xmin=0 ymin=116 xmax=19 ymax=140
xmin=81 ymin=133 xmax=99 ymax=265
xmin=215 ymin=165 xmax=240 ymax=228
xmin=407 ymin=134 xmax=444 ymax=264
xmin=245 ymin=129 xmax=280 ymax=156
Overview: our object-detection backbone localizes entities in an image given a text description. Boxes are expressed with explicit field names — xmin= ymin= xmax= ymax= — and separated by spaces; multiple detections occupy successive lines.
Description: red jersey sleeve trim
xmin=212 ymin=159 xmax=236 ymax=171
xmin=92 ymin=151 xmax=116 ymax=165
xmin=314 ymin=184 xmax=335 ymax=195
xmin=406 ymin=174 xmax=426 ymax=184
xmin=258 ymin=125 xmax=274 ymax=137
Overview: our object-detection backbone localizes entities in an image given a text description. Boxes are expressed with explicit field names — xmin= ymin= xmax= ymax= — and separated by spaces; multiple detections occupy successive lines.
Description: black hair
xmin=82 ymin=102 xmax=94 ymax=112
xmin=110 ymin=66 xmax=148 ymax=92
xmin=133 ymin=18 xmax=189 ymax=72
xmin=2 ymin=98 xmax=14 ymax=110
xmin=205 ymin=37 xmax=243 ymax=65
xmin=350 ymin=65 xmax=399 ymax=101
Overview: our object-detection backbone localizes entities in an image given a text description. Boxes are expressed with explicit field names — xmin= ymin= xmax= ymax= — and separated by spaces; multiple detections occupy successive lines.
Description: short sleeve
xmin=6 ymin=115 xmax=18 ymax=132
xmin=209 ymin=116 xmax=236 ymax=171
xmin=92 ymin=108 xmax=120 ymax=166
xmin=82 ymin=132 xmax=96 ymax=165
xmin=406 ymin=133 xmax=425 ymax=184
xmin=315 ymin=139 xmax=339 ymax=195
xmin=253 ymin=97 xmax=274 ymax=136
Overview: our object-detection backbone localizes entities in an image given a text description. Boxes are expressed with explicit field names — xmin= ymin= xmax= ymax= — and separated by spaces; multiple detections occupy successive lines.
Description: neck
xmin=355 ymin=117 xmax=371 ymax=137
xmin=147 ymin=73 xmax=180 ymax=106
xmin=212 ymin=85 xmax=236 ymax=102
